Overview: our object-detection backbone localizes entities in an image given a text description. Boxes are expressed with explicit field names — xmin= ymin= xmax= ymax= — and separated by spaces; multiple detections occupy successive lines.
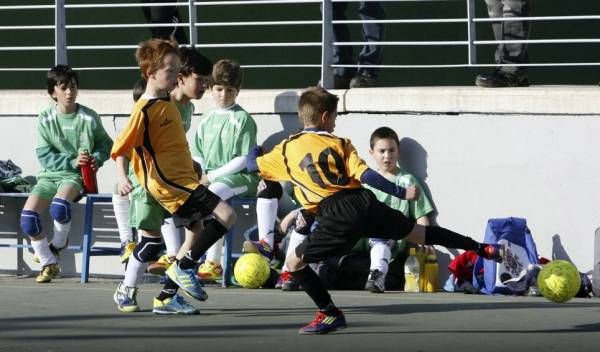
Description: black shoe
xmin=475 ymin=70 xmax=530 ymax=88
xmin=334 ymin=75 xmax=352 ymax=89
xmin=350 ymin=73 xmax=377 ymax=88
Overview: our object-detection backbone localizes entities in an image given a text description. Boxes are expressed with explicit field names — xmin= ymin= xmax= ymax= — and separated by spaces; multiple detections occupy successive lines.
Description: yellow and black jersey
xmin=257 ymin=130 xmax=369 ymax=213
xmin=111 ymin=96 xmax=199 ymax=213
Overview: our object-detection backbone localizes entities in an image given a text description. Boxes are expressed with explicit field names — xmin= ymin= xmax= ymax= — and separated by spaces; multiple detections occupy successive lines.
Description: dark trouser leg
xmin=357 ymin=1 xmax=385 ymax=78
xmin=292 ymin=266 xmax=340 ymax=316
xmin=332 ymin=1 xmax=355 ymax=78
xmin=485 ymin=0 xmax=531 ymax=75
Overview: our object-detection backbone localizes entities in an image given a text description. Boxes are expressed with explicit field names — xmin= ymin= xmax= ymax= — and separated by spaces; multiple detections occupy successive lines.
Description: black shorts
xmin=172 ymin=185 xmax=221 ymax=229
xmin=296 ymin=188 xmax=415 ymax=263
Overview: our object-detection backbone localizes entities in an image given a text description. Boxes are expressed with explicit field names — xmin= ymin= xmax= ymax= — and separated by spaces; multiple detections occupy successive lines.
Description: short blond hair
xmin=297 ymin=86 xmax=339 ymax=125
xmin=135 ymin=39 xmax=179 ymax=79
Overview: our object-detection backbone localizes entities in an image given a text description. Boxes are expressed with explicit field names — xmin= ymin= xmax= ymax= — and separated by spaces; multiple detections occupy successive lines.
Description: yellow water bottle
xmin=404 ymin=248 xmax=420 ymax=292
xmin=422 ymin=247 xmax=439 ymax=293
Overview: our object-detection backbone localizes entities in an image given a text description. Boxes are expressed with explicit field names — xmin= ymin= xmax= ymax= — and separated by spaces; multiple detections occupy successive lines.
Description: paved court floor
xmin=1 ymin=275 xmax=600 ymax=352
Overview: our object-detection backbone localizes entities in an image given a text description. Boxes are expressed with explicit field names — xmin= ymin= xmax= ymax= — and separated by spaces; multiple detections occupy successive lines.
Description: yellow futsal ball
xmin=234 ymin=253 xmax=271 ymax=289
xmin=537 ymin=260 xmax=581 ymax=303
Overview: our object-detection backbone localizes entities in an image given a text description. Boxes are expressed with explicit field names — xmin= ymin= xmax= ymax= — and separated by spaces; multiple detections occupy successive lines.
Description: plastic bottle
xmin=404 ymin=247 xmax=420 ymax=292
xmin=422 ymin=247 xmax=439 ymax=293
xmin=594 ymin=227 xmax=600 ymax=297
xmin=80 ymin=150 xmax=98 ymax=194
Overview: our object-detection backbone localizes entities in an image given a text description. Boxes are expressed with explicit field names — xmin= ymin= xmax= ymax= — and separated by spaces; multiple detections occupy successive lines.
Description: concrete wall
xmin=1 ymin=87 xmax=599 ymax=280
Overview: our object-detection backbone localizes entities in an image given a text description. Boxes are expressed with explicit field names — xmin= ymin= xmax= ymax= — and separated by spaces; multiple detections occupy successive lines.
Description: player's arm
xmin=206 ymin=155 xmax=248 ymax=182
xmin=115 ymin=155 xmax=133 ymax=196
xmin=110 ymin=110 xmax=145 ymax=162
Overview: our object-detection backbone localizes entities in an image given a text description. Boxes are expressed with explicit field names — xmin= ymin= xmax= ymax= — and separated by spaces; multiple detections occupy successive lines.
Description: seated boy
xmin=20 ymin=65 xmax=113 ymax=283
xmin=247 ymin=86 xmax=504 ymax=334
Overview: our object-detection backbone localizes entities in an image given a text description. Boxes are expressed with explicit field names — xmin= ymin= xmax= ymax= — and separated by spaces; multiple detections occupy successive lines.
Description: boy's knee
xmin=49 ymin=198 xmax=71 ymax=224
xmin=133 ymin=235 xmax=164 ymax=262
xmin=285 ymin=254 xmax=305 ymax=272
xmin=20 ymin=210 xmax=42 ymax=237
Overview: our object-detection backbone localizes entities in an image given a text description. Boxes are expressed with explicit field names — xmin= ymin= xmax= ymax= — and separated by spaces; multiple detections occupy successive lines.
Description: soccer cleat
xmin=152 ymin=294 xmax=199 ymax=315
xmin=479 ymin=244 xmax=505 ymax=263
xmin=349 ymin=72 xmax=377 ymax=88
xmin=197 ymin=260 xmax=223 ymax=282
xmin=242 ymin=239 xmax=273 ymax=261
xmin=113 ymin=281 xmax=140 ymax=313
xmin=147 ymin=254 xmax=176 ymax=276
xmin=277 ymin=271 xmax=300 ymax=291
xmin=35 ymin=263 xmax=60 ymax=283
xmin=299 ymin=310 xmax=347 ymax=335
xmin=119 ymin=241 xmax=137 ymax=264
xmin=365 ymin=269 xmax=385 ymax=293
xmin=166 ymin=262 xmax=208 ymax=301
xmin=32 ymin=241 xmax=67 ymax=263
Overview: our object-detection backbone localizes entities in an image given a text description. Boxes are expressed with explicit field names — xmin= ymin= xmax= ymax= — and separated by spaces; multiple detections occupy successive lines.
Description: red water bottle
xmin=81 ymin=150 xmax=98 ymax=194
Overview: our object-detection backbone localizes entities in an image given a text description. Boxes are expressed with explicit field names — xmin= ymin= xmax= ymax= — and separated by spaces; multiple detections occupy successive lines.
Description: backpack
xmin=473 ymin=217 xmax=540 ymax=295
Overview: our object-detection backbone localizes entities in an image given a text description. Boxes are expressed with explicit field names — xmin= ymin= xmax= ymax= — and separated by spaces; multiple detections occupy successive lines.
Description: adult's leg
xmin=357 ymin=1 xmax=385 ymax=78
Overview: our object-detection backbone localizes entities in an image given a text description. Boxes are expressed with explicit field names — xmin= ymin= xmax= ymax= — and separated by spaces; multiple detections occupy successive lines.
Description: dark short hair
xmin=370 ymin=127 xmax=400 ymax=149
xmin=132 ymin=78 xmax=147 ymax=102
xmin=210 ymin=59 xmax=243 ymax=89
xmin=179 ymin=47 xmax=213 ymax=77
xmin=298 ymin=86 xmax=339 ymax=126
xmin=46 ymin=65 xmax=79 ymax=96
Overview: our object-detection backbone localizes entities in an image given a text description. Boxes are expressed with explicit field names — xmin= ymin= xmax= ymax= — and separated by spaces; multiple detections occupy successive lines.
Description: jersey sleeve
xmin=233 ymin=111 xmax=257 ymax=156
xmin=111 ymin=109 xmax=145 ymax=161
xmin=90 ymin=112 xmax=113 ymax=168
xmin=35 ymin=112 xmax=77 ymax=171
xmin=256 ymin=141 xmax=291 ymax=182
xmin=344 ymin=140 xmax=370 ymax=180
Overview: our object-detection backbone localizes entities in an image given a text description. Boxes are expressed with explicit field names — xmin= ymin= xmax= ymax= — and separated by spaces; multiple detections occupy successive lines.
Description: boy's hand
xmin=404 ymin=185 xmax=420 ymax=200
xmin=76 ymin=151 xmax=97 ymax=170
xmin=117 ymin=177 xmax=133 ymax=196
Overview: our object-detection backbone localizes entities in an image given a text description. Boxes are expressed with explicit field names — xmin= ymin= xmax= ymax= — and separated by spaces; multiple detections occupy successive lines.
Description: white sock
xmin=112 ymin=193 xmax=134 ymax=243
xmin=370 ymin=242 xmax=391 ymax=275
xmin=32 ymin=238 xmax=57 ymax=266
xmin=123 ymin=255 xmax=147 ymax=288
xmin=50 ymin=220 xmax=70 ymax=249
xmin=256 ymin=198 xmax=278 ymax=248
xmin=205 ymin=238 xmax=223 ymax=265
xmin=282 ymin=229 xmax=306 ymax=272
xmin=161 ymin=218 xmax=181 ymax=257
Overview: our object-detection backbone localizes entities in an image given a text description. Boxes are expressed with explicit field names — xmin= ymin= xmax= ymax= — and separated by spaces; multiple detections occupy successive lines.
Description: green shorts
xmin=31 ymin=171 xmax=82 ymax=201
xmin=211 ymin=173 xmax=259 ymax=197
xmin=128 ymin=182 xmax=170 ymax=231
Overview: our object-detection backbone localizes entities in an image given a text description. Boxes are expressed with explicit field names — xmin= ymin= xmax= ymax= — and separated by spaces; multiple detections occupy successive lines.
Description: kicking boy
xmin=111 ymin=39 xmax=236 ymax=315
xmin=247 ymin=86 xmax=503 ymax=334
xmin=192 ymin=59 xmax=260 ymax=282
xmin=20 ymin=65 xmax=113 ymax=283
xmin=364 ymin=126 xmax=435 ymax=293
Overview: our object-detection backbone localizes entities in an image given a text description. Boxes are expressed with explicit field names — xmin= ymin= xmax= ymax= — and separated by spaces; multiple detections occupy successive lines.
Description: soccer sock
xmin=204 ymin=238 xmax=223 ymax=265
xmin=256 ymin=198 xmax=278 ymax=248
xmin=282 ymin=230 xmax=307 ymax=272
xmin=291 ymin=266 xmax=339 ymax=316
xmin=156 ymin=279 xmax=179 ymax=301
xmin=123 ymin=255 xmax=147 ymax=288
xmin=31 ymin=238 xmax=57 ymax=266
xmin=370 ymin=242 xmax=391 ymax=274
xmin=50 ymin=220 xmax=70 ymax=249
xmin=179 ymin=218 xmax=228 ymax=270
xmin=161 ymin=219 xmax=181 ymax=257
xmin=112 ymin=193 xmax=134 ymax=243
xmin=424 ymin=226 xmax=480 ymax=251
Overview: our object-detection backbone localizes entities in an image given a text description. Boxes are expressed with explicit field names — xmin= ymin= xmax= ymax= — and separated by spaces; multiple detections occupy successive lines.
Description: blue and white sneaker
xmin=166 ymin=262 xmax=208 ymax=301
xmin=113 ymin=281 xmax=139 ymax=313
xmin=152 ymin=294 xmax=199 ymax=315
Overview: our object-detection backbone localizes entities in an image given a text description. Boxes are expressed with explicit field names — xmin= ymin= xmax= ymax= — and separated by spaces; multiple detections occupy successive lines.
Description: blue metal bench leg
xmin=80 ymin=198 xmax=94 ymax=283
xmin=222 ymin=225 xmax=235 ymax=288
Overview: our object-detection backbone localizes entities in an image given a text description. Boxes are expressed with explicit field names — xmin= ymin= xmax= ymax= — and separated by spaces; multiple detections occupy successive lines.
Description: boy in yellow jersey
xmin=247 ymin=86 xmax=504 ymax=334
xmin=111 ymin=39 xmax=236 ymax=315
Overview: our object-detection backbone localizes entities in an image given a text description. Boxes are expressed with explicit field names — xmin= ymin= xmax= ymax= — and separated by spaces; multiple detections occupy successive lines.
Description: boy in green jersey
xmin=20 ymin=65 xmax=113 ymax=283
xmin=193 ymin=59 xmax=260 ymax=281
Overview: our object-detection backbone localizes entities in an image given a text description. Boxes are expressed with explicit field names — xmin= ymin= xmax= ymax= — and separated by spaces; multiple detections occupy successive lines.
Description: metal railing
xmin=0 ymin=0 xmax=599 ymax=88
